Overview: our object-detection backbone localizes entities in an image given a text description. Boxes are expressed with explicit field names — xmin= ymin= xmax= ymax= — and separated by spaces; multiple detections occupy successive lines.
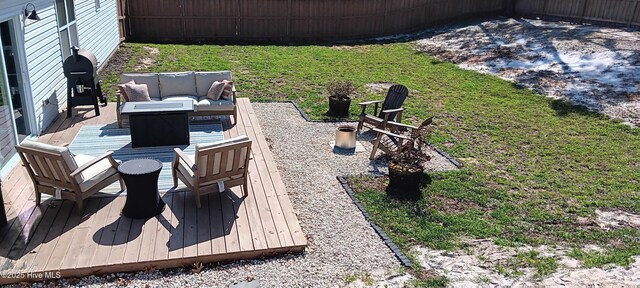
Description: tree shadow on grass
xmin=385 ymin=173 xmax=433 ymax=202
xmin=549 ymin=99 xmax=607 ymax=119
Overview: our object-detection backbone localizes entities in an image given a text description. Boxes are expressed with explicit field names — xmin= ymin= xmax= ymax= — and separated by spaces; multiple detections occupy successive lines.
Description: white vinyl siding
xmin=23 ymin=5 xmax=66 ymax=133
xmin=75 ymin=0 xmax=119 ymax=65
xmin=7 ymin=0 xmax=119 ymax=134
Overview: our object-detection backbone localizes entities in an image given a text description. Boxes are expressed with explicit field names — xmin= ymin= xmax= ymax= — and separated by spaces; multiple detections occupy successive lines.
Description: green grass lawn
xmin=101 ymin=42 xmax=640 ymax=277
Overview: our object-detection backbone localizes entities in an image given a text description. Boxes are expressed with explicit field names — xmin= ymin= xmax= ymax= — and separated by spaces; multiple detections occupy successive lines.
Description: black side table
xmin=119 ymin=158 xmax=165 ymax=219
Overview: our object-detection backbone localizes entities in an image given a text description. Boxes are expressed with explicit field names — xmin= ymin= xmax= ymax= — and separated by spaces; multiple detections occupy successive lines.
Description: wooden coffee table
xmin=120 ymin=100 xmax=195 ymax=148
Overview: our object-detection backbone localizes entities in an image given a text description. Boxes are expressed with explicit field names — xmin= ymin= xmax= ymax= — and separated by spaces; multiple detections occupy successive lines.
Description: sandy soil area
xmin=415 ymin=17 xmax=640 ymax=126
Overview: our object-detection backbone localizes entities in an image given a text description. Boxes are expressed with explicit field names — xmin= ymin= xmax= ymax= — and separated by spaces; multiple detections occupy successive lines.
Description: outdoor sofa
xmin=116 ymin=71 xmax=237 ymax=127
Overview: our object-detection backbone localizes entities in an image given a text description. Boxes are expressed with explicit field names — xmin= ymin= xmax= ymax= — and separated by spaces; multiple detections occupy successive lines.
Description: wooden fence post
xmin=286 ymin=0 xmax=291 ymax=40
xmin=181 ymin=0 xmax=186 ymax=41
xmin=579 ymin=0 xmax=589 ymax=24
xmin=630 ymin=0 xmax=640 ymax=27
xmin=382 ymin=0 xmax=388 ymax=34
xmin=116 ymin=0 xmax=127 ymax=41
xmin=235 ymin=0 xmax=241 ymax=38
xmin=503 ymin=0 xmax=516 ymax=16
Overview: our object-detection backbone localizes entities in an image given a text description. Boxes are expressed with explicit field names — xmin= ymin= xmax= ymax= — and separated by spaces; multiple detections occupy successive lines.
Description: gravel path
xmin=25 ymin=102 xmax=461 ymax=287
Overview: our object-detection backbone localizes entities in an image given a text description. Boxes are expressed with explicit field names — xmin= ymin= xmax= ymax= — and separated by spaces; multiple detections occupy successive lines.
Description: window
xmin=55 ymin=0 xmax=78 ymax=60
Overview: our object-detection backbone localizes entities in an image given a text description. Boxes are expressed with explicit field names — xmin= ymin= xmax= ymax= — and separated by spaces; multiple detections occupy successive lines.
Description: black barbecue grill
xmin=63 ymin=46 xmax=106 ymax=117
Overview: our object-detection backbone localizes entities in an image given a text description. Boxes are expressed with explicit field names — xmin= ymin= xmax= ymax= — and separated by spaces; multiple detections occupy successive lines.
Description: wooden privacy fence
xmin=123 ymin=0 xmax=505 ymax=42
xmin=516 ymin=0 xmax=640 ymax=27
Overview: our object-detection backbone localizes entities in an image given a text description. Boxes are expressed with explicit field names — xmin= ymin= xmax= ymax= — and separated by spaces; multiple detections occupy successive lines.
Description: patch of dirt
xmin=347 ymin=176 xmax=387 ymax=193
xmin=365 ymin=83 xmax=394 ymax=94
xmin=409 ymin=239 xmax=640 ymax=286
xmin=99 ymin=43 xmax=133 ymax=77
xmin=344 ymin=269 xmax=414 ymax=288
xmin=330 ymin=45 xmax=370 ymax=52
xmin=414 ymin=17 xmax=640 ymax=126
xmin=134 ymin=46 xmax=160 ymax=71
xmin=99 ymin=45 xmax=141 ymax=81
xmin=270 ymin=78 xmax=287 ymax=88
xmin=428 ymin=196 xmax=481 ymax=214
xmin=595 ymin=209 xmax=640 ymax=230
xmin=365 ymin=83 xmax=421 ymax=95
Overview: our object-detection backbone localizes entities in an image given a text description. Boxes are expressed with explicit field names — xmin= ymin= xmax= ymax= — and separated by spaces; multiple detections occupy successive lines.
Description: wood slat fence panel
xmin=516 ymin=0 xmax=640 ymax=27
xmin=124 ymin=0 xmax=505 ymax=42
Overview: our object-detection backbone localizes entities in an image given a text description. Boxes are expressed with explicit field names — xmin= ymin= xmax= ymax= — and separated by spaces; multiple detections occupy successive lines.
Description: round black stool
xmin=119 ymin=158 xmax=165 ymax=219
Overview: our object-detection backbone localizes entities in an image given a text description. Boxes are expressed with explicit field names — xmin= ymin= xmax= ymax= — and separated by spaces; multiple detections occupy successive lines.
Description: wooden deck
xmin=0 ymin=98 xmax=306 ymax=284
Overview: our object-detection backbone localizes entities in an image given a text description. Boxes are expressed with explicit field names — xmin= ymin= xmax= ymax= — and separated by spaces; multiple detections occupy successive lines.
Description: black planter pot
xmin=387 ymin=162 xmax=424 ymax=200
xmin=328 ymin=96 xmax=351 ymax=116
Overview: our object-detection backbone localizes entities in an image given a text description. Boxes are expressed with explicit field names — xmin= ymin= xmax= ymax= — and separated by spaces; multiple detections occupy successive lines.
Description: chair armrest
xmin=70 ymin=151 xmax=118 ymax=178
xmin=116 ymin=89 xmax=124 ymax=107
xmin=116 ymin=90 xmax=124 ymax=127
xmin=232 ymin=85 xmax=237 ymax=104
xmin=372 ymin=128 xmax=412 ymax=141
xmin=174 ymin=148 xmax=195 ymax=170
xmin=358 ymin=100 xmax=383 ymax=106
xmin=381 ymin=107 xmax=404 ymax=114
xmin=358 ymin=100 xmax=383 ymax=115
xmin=384 ymin=121 xmax=418 ymax=131
xmin=380 ymin=107 xmax=405 ymax=127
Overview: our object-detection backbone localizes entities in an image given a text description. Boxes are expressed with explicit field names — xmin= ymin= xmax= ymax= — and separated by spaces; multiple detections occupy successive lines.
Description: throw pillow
xmin=220 ymin=80 xmax=233 ymax=100
xmin=117 ymin=83 xmax=129 ymax=102
xmin=118 ymin=80 xmax=136 ymax=102
xmin=123 ymin=81 xmax=151 ymax=102
xmin=206 ymin=81 xmax=225 ymax=100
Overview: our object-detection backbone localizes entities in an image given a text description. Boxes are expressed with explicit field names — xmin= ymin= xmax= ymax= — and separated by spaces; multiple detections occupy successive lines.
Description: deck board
xmin=0 ymin=99 xmax=306 ymax=284
xmin=57 ymin=199 xmax=101 ymax=270
xmin=167 ymin=192 xmax=185 ymax=260
xmin=153 ymin=194 xmax=173 ymax=261
xmin=208 ymin=193 xmax=227 ymax=254
xmin=238 ymin=107 xmax=294 ymax=247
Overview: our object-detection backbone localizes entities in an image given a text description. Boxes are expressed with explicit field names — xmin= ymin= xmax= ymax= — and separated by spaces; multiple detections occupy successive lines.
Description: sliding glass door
xmin=0 ymin=20 xmax=30 ymax=169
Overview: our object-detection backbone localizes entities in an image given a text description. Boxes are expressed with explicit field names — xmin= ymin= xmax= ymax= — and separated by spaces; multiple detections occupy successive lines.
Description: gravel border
xmin=337 ymin=175 xmax=412 ymax=268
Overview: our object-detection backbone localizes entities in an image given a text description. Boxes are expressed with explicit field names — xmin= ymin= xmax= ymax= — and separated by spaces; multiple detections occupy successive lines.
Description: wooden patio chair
xmin=16 ymin=140 xmax=124 ymax=213
xmin=356 ymin=84 xmax=409 ymax=133
xmin=172 ymin=135 xmax=252 ymax=208
xmin=369 ymin=116 xmax=433 ymax=160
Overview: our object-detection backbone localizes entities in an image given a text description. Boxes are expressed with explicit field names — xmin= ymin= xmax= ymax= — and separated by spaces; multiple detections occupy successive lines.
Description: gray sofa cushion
xmin=159 ymin=72 xmax=196 ymax=98
xmin=195 ymin=71 xmax=232 ymax=97
xmin=121 ymin=73 xmax=160 ymax=98
xmin=196 ymin=97 xmax=235 ymax=112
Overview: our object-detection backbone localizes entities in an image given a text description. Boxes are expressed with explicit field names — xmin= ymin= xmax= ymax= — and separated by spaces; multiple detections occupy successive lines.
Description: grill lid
xmin=63 ymin=46 xmax=98 ymax=82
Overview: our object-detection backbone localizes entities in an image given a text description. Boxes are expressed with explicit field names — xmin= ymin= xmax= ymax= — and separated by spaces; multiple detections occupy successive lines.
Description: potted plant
xmin=386 ymin=128 xmax=432 ymax=200
xmin=327 ymin=80 xmax=357 ymax=116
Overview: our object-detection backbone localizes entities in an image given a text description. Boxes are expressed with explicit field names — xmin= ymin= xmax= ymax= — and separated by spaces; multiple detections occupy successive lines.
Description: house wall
xmin=75 ymin=0 xmax=120 ymax=67
xmin=0 ymin=0 xmax=119 ymax=135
